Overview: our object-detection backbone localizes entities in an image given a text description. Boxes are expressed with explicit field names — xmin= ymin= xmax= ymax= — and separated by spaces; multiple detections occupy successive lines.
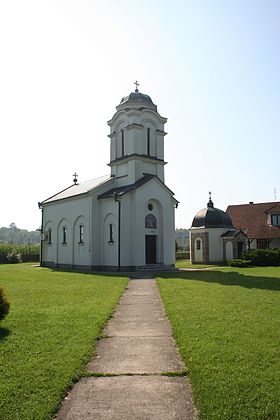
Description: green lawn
xmin=0 ymin=264 xmax=128 ymax=420
xmin=176 ymin=258 xmax=220 ymax=269
xmin=157 ymin=267 xmax=280 ymax=419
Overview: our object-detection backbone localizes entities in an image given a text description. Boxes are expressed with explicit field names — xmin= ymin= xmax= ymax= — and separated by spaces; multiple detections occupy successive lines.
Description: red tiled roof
xmin=226 ymin=202 xmax=280 ymax=239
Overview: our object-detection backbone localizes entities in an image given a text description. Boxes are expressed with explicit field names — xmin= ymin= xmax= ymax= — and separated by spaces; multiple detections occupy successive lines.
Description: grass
xmin=0 ymin=264 xmax=128 ymax=420
xmin=157 ymin=267 xmax=280 ymax=419
xmin=176 ymin=258 xmax=220 ymax=269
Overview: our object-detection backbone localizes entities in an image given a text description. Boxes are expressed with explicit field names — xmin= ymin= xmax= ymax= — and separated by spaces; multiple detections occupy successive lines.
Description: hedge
xmin=229 ymin=248 xmax=280 ymax=267
xmin=0 ymin=244 xmax=40 ymax=264
xmin=243 ymin=248 xmax=280 ymax=266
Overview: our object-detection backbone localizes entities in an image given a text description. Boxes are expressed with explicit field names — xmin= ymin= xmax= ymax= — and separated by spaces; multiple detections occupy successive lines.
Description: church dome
xmin=191 ymin=197 xmax=234 ymax=229
xmin=117 ymin=85 xmax=157 ymax=112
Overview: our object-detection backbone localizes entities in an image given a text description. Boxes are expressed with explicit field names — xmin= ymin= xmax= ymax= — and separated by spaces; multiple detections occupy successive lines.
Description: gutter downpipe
xmin=38 ymin=202 xmax=43 ymax=266
xmin=114 ymin=192 xmax=121 ymax=272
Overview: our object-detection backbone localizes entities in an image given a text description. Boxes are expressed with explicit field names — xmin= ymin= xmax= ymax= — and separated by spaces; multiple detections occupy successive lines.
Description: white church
xmin=39 ymin=84 xmax=178 ymax=271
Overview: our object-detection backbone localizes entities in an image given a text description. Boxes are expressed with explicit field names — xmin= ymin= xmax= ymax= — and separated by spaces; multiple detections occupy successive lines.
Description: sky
xmin=0 ymin=0 xmax=279 ymax=231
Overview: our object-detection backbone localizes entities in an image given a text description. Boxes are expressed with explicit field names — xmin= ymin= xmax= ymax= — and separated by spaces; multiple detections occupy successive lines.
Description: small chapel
xmin=189 ymin=194 xmax=247 ymax=264
xmin=39 ymin=84 xmax=178 ymax=271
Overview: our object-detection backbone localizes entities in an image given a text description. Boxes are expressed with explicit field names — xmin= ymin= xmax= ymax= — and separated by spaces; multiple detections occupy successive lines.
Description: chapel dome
xmin=117 ymin=89 xmax=157 ymax=112
xmin=191 ymin=197 xmax=234 ymax=229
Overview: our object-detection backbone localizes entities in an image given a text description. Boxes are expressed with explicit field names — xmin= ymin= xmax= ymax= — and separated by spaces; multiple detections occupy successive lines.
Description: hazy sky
xmin=1 ymin=0 xmax=279 ymax=231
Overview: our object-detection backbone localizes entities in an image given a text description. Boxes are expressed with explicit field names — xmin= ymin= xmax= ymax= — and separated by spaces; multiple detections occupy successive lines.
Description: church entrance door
xmin=145 ymin=235 xmax=157 ymax=264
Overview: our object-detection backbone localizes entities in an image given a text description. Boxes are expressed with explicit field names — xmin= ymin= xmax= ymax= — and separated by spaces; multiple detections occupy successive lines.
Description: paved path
xmin=56 ymin=279 xmax=197 ymax=419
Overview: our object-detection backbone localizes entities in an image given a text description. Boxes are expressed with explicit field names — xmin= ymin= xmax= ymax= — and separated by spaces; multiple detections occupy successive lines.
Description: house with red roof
xmin=226 ymin=202 xmax=280 ymax=249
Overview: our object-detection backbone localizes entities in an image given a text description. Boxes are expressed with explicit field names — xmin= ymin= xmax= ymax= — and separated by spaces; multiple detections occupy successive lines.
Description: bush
xmin=243 ymin=249 xmax=280 ymax=266
xmin=6 ymin=251 xmax=22 ymax=264
xmin=0 ymin=288 xmax=10 ymax=321
xmin=0 ymin=244 xmax=39 ymax=264
xmin=228 ymin=259 xmax=252 ymax=267
xmin=176 ymin=251 xmax=190 ymax=260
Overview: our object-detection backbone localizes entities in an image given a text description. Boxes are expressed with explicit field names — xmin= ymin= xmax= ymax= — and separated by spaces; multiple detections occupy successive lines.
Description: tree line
xmin=0 ymin=223 xmax=40 ymax=245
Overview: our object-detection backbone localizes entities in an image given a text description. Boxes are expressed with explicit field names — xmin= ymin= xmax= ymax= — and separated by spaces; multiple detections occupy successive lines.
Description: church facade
xmin=39 ymin=87 xmax=178 ymax=271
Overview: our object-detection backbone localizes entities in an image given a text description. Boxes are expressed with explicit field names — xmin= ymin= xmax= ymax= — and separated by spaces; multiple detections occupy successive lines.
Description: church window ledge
xmin=108 ymin=240 xmax=114 ymax=245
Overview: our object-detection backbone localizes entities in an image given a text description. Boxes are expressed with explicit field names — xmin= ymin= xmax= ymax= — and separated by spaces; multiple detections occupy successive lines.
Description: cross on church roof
xmin=134 ymin=80 xmax=139 ymax=92
xmin=73 ymin=172 xmax=78 ymax=185
xmin=208 ymin=191 xmax=214 ymax=208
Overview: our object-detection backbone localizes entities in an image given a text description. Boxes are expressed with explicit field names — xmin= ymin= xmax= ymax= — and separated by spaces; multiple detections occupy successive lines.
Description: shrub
xmin=228 ymin=259 xmax=252 ymax=267
xmin=0 ymin=244 xmax=39 ymax=264
xmin=176 ymin=251 xmax=190 ymax=260
xmin=0 ymin=288 xmax=10 ymax=321
xmin=243 ymin=249 xmax=280 ymax=266
xmin=6 ymin=251 xmax=22 ymax=264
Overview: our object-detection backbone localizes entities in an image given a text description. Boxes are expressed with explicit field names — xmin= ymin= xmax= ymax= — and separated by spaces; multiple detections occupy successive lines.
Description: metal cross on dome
xmin=73 ymin=172 xmax=78 ymax=185
xmin=134 ymin=80 xmax=139 ymax=92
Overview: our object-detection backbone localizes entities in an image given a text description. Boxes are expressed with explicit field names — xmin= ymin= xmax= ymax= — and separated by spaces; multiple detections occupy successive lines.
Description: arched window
xmin=79 ymin=224 xmax=84 ymax=243
xmin=196 ymin=239 xmax=201 ymax=250
xmin=147 ymin=128 xmax=150 ymax=156
xmin=48 ymin=228 xmax=52 ymax=244
xmin=121 ymin=129 xmax=124 ymax=157
xmin=108 ymin=223 xmax=114 ymax=243
xmin=145 ymin=214 xmax=157 ymax=229
xmin=62 ymin=226 xmax=67 ymax=244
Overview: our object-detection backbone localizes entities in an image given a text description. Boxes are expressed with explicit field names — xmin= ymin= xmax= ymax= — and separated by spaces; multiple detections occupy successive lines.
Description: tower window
xmin=196 ymin=239 xmax=201 ymax=250
xmin=79 ymin=224 xmax=84 ymax=243
xmin=147 ymin=128 xmax=150 ymax=156
xmin=121 ymin=129 xmax=124 ymax=157
xmin=62 ymin=226 xmax=67 ymax=244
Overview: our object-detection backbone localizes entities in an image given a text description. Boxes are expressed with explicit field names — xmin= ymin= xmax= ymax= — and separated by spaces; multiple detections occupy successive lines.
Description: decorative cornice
xmin=107 ymin=131 xmax=116 ymax=139
xmin=156 ymin=129 xmax=167 ymax=136
xmin=108 ymin=153 xmax=166 ymax=167
xmin=126 ymin=123 xmax=144 ymax=131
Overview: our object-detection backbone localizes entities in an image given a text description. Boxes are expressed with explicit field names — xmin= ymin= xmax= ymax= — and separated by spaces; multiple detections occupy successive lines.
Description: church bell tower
xmin=107 ymin=82 xmax=168 ymax=186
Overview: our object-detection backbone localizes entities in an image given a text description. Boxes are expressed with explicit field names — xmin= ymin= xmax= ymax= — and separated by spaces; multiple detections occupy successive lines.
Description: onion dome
xmin=116 ymin=82 xmax=157 ymax=112
xmin=191 ymin=194 xmax=234 ymax=229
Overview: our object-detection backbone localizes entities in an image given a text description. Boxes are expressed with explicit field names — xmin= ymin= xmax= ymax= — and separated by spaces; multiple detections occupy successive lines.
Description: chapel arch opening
xmin=194 ymin=238 xmax=204 ymax=262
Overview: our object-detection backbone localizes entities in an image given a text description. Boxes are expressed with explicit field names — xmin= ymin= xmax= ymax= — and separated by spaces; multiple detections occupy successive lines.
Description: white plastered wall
xmin=42 ymin=195 xmax=91 ymax=267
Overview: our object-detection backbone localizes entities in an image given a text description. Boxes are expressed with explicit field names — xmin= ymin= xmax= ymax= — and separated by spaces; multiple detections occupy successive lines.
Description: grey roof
xmin=191 ymin=206 xmax=234 ymax=229
xmin=221 ymin=229 xmax=247 ymax=238
xmin=117 ymin=91 xmax=157 ymax=112
xmin=98 ymin=174 xmax=178 ymax=201
xmin=42 ymin=175 xmax=112 ymax=204
xmin=98 ymin=174 xmax=155 ymax=199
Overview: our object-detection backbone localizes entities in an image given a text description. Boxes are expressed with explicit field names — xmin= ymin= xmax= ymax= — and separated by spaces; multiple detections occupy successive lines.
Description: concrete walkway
xmin=56 ymin=279 xmax=197 ymax=419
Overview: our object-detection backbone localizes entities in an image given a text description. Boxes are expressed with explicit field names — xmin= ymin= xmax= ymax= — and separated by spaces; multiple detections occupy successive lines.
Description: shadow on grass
xmin=158 ymin=270 xmax=280 ymax=292
xmin=34 ymin=265 xmax=128 ymax=278
xmin=0 ymin=327 xmax=10 ymax=341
